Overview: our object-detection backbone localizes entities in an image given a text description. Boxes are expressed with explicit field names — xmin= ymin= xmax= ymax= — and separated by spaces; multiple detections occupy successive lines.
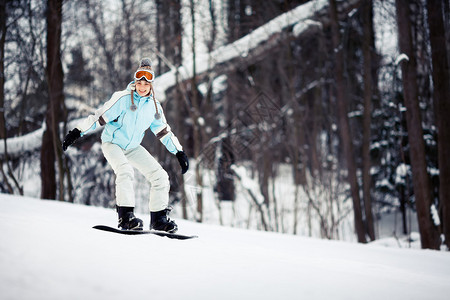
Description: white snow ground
xmin=1 ymin=193 xmax=449 ymax=300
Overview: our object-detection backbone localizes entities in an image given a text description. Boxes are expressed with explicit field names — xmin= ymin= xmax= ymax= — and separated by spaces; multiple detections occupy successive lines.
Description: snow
xmin=292 ymin=20 xmax=322 ymax=37
xmin=431 ymin=204 xmax=441 ymax=227
xmin=1 ymin=193 xmax=450 ymax=300
xmin=395 ymin=53 xmax=409 ymax=65
xmin=231 ymin=165 xmax=265 ymax=205
xmin=395 ymin=163 xmax=409 ymax=184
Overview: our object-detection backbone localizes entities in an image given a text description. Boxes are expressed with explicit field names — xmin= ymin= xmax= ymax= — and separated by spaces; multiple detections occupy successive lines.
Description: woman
xmin=62 ymin=58 xmax=188 ymax=233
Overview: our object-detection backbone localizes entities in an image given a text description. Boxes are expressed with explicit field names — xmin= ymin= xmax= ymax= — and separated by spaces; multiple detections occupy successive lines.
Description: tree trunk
xmin=217 ymin=137 xmax=235 ymax=201
xmin=329 ymin=0 xmax=366 ymax=243
xmin=41 ymin=0 xmax=64 ymax=200
xmin=426 ymin=0 xmax=450 ymax=250
xmin=361 ymin=0 xmax=376 ymax=241
xmin=395 ymin=0 xmax=440 ymax=249
xmin=189 ymin=0 xmax=203 ymax=222
xmin=399 ymin=184 xmax=408 ymax=234
xmin=0 ymin=0 xmax=15 ymax=194
xmin=156 ymin=0 xmax=182 ymax=74
xmin=211 ymin=0 xmax=234 ymax=203
xmin=155 ymin=0 xmax=186 ymax=214
xmin=0 ymin=0 xmax=6 ymax=147
xmin=121 ymin=0 xmax=133 ymax=74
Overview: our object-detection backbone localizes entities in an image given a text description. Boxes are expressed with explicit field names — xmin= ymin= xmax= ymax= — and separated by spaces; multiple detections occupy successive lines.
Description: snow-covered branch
xmin=395 ymin=53 xmax=409 ymax=65
xmin=0 ymin=118 xmax=99 ymax=158
xmin=154 ymin=0 xmax=360 ymax=101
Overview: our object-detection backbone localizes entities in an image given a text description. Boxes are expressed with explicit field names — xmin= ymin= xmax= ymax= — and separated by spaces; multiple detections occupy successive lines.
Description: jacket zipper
xmin=111 ymin=112 xmax=125 ymax=142
xmin=124 ymin=102 xmax=140 ymax=149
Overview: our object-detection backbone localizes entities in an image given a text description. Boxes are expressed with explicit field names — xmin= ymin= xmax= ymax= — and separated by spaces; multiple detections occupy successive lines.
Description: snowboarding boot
xmin=150 ymin=208 xmax=178 ymax=233
xmin=117 ymin=206 xmax=144 ymax=230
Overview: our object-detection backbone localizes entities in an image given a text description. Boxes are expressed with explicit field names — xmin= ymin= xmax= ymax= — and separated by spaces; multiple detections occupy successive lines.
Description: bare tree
xmin=426 ymin=0 xmax=450 ymax=249
xmin=82 ymin=0 xmax=154 ymax=95
xmin=361 ymin=0 xmax=376 ymax=241
xmin=41 ymin=0 xmax=65 ymax=200
xmin=154 ymin=0 xmax=188 ymax=218
xmin=395 ymin=0 xmax=440 ymax=249
xmin=0 ymin=0 xmax=14 ymax=194
xmin=190 ymin=0 xmax=204 ymax=222
xmin=329 ymin=0 xmax=366 ymax=243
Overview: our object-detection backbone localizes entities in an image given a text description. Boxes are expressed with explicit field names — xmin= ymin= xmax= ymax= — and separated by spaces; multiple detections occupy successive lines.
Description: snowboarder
xmin=62 ymin=58 xmax=189 ymax=233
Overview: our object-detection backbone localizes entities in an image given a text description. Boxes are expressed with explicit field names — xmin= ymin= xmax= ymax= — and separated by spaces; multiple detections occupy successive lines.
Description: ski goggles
xmin=134 ymin=69 xmax=155 ymax=82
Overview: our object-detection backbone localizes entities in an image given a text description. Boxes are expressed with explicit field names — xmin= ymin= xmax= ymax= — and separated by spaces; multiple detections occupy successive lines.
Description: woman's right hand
xmin=62 ymin=128 xmax=81 ymax=151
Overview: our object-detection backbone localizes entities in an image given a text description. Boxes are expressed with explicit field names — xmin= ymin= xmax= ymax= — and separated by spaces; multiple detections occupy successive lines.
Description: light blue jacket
xmin=76 ymin=82 xmax=183 ymax=154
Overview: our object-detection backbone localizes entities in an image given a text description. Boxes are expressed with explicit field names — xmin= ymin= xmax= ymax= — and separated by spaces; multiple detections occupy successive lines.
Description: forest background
xmin=1 ymin=0 xmax=449 ymax=250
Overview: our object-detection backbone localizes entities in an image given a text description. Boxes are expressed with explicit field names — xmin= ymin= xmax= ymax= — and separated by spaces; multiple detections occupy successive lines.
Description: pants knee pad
xmin=116 ymin=163 xmax=134 ymax=182
xmin=148 ymin=168 xmax=169 ymax=190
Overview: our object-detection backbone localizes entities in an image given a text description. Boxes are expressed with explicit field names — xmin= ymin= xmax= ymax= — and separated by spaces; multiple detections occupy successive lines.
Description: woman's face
xmin=135 ymin=80 xmax=151 ymax=97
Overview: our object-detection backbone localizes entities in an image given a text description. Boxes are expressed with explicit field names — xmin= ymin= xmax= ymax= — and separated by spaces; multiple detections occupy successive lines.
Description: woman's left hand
xmin=176 ymin=151 xmax=189 ymax=174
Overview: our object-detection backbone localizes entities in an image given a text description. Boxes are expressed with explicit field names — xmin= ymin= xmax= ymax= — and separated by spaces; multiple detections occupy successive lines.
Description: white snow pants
xmin=101 ymin=142 xmax=170 ymax=212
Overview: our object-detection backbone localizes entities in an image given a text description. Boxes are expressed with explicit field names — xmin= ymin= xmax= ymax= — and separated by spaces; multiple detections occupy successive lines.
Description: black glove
xmin=176 ymin=151 xmax=189 ymax=174
xmin=62 ymin=128 xmax=81 ymax=151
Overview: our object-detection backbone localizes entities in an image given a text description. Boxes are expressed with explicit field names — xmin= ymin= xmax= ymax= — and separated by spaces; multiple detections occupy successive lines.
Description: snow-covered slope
xmin=1 ymin=194 xmax=449 ymax=300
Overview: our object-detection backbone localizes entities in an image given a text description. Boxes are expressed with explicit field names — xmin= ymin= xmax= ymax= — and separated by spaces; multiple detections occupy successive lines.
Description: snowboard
xmin=93 ymin=225 xmax=198 ymax=240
